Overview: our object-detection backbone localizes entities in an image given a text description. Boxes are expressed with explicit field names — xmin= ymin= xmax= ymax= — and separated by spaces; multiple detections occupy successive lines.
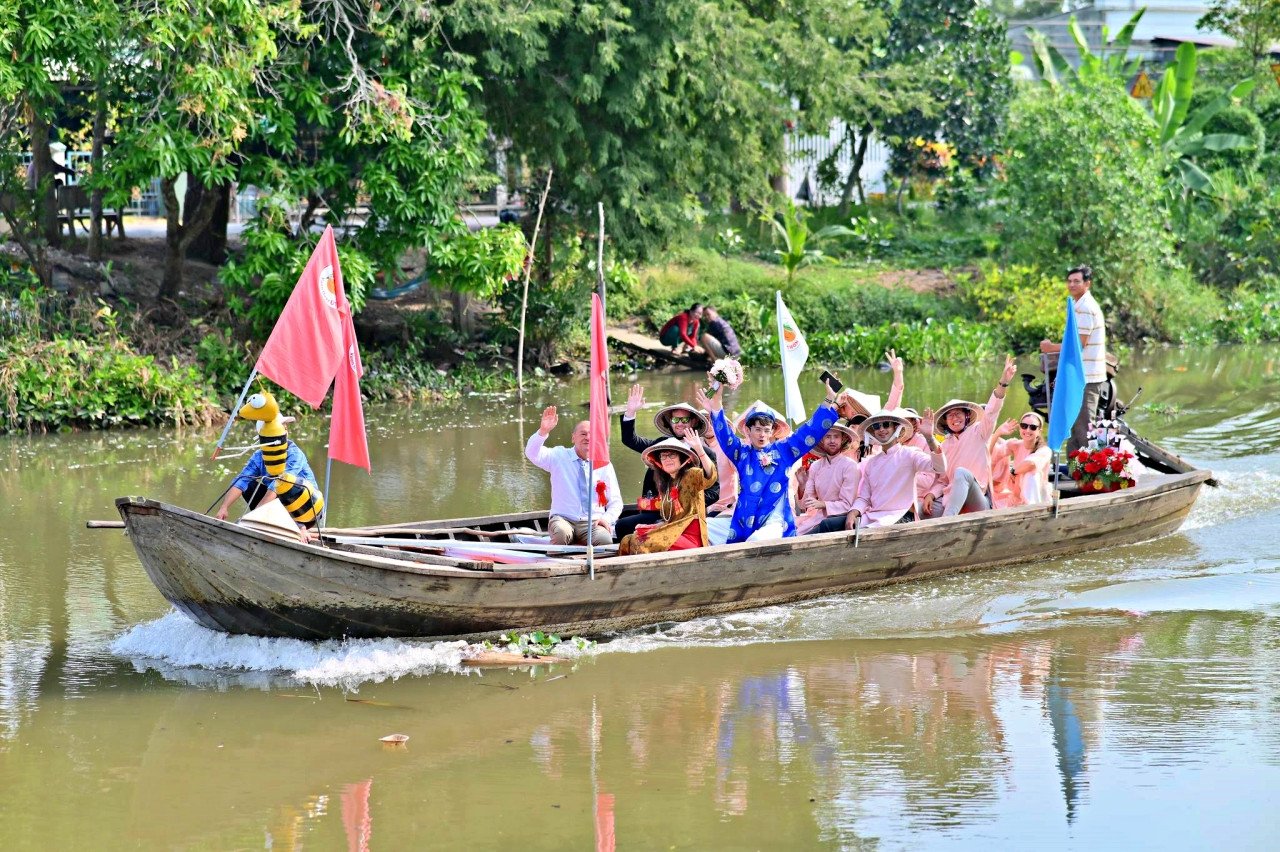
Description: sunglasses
xmin=669 ymin=415 xmax=696 ymax=424
xmin=1019 ymin=422 xmax=1039 ymax=431
xmin=869 ymin=422 xmax=895 ymax=432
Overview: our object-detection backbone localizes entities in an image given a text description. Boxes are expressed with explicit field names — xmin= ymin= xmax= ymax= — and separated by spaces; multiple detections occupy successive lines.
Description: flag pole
xmin=775 ymin=290 xmax=791 ymax=424
xmin=210 ymin=369 xmax=258 ymax=459
xmin=596 ymin=202 xmax=609 ymax=405
xmin=586 ymin=460 xmax=595 ymax=581
xmin=320 ymin=456 xmax=333 ymax=530
xmin=1044 ymin=352 xmax=1060 ymax=518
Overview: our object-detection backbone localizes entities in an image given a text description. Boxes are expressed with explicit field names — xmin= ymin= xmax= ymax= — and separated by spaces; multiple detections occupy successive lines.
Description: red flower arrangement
xmin=596 ymin=480 xmax=609 ymax=508
xmin=1067 ymin=445 xmax=1138 ymax=492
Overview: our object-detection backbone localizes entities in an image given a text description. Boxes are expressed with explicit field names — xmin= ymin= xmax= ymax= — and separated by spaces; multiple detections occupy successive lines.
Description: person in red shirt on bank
xmin=658 ymin=303 xmax=704 ymax=354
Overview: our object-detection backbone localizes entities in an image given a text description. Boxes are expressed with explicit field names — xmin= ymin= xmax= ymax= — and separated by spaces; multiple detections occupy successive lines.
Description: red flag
xmin=254 ymin=226 xmax=346 ymax=408
xmin=330 ymin=309 xmax=370 ymax=471
xmin=588 ymin=292 xmax=610 ymax=470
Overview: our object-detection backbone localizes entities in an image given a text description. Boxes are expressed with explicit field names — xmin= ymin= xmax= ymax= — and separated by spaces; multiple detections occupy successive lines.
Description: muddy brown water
xmin=2 ymin=346 xmax=1279 ymax=849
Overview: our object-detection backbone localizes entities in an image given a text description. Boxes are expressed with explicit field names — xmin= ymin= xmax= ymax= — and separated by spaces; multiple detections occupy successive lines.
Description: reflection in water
xmin=1047 ymin=670 xmax=1085 ymax=822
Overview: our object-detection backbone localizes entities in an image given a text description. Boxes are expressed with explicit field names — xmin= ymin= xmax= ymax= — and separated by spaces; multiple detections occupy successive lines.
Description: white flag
xmin=776 ymin=291 xmax=809 ymax=423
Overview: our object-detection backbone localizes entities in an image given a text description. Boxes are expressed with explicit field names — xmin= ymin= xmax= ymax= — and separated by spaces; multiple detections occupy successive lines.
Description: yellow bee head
xmin=239 ymin=391 xmax=288 ymax=438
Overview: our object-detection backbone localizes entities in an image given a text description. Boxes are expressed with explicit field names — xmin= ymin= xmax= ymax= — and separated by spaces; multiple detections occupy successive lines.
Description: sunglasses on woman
xmin=1019 ymin=422 xmax=1039 ymax=431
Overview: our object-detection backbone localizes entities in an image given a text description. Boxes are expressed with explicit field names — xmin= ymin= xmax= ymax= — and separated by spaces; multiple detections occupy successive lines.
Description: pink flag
xmin=330 ymin=308 xmax=370 ymax=471
xmin=254 ymin=226 xmax=346 ymax=408
xmin=588 ymin=292 xmax=611 ymax=470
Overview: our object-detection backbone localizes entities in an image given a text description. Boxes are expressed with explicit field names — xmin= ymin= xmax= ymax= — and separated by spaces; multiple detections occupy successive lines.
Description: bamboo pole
xmin=516 ymin=170 xmax=554 ymax=397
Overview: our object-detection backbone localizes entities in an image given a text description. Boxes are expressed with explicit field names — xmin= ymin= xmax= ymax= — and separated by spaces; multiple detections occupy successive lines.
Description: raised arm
xmin=620 ymin=386 xmax=656 ymax=452
xmin=919 ymin=408 xmax=946 ymax=475
xmin=696 ymin=385 xmax=744 ymax=463
xmin=979 ymin=355 xmax=1017 ymax=438
xmin=525 ymin=406 xmax=559 ymax=470
xmin=884 ymin=348 xmax=905 ymax=411
xmin=778 ymin=382 xmax=839 ymax=462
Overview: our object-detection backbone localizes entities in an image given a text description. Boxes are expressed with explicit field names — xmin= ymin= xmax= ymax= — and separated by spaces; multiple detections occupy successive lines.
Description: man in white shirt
xmin=1040 ymin=264 xmax=1107 ymax=455
xmin=525 ymin=405 xmax=622 ymax=545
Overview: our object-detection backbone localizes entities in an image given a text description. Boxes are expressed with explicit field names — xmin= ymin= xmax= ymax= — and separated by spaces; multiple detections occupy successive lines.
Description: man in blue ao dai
xmin=695 ymin=380 xmax=839 ymax=545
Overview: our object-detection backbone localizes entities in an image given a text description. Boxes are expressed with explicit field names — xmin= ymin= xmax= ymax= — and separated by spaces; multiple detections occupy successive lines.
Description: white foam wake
xmin=111 ymin=610 xmax=470 ymax=688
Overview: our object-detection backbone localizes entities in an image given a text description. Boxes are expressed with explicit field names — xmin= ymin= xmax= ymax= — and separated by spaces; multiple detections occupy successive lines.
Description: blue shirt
xmin=230 ymin=441 xmax=319 ymax=494
xmin=711 ymin=403 xmax=837 ymax=543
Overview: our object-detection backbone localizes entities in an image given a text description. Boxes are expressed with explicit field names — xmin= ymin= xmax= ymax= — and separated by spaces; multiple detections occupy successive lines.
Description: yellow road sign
xmin=1130 ymin=70 xmax=1154 ymax=99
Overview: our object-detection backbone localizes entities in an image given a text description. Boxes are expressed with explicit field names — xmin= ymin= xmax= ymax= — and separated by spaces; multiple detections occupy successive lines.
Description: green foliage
xmin=1197 ymin=1 xmax=1280 ymax=71
xmin=494 ymin=232 xmax=595 ymax=367
xmin=0 ymin=299 xmax=219 ymax=432
xmin=1178 ymin=172 xmax=1280 ymax=289
xmin=1197 ymin=102 xmax=1266 ymax=174
xmin=958 ymin=264 xmax=1064 ymax=351
xmin=1002 ymin=81 xmax=1177 ymax=314
xmin=879 ymin=1 xmax=1013 ymax=185
xmin=1151 ymin=47 xmax=1258 ymax=194
xmin=431 ymin=225 xmax=527 ymax=301
xmin=493 ymin=630 xmax=593 ymax=657
xmin=1121 ymin=267 xmax=1223 ymax=344
xmin=221 ymin=204 xmax=373 ymax=337
xmin=803 ymin=319 xmax=1007 ymax=367
xmin=237 ymin=7 xmax=493 ymax=294
xmin=1216 ymin=280 xmax=1280 ymax=343
xmin=1026 ymin=9 xmax=1145 ymax=90
xmin=194 ymin=326 xmax=255 ymax=405
xmin=766 ymin=199 xmax=854 ymax=287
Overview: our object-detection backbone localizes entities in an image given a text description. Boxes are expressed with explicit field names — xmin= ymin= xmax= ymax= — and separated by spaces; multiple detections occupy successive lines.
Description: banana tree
xmin=1027 ymin=8 xmax=1146 ymax=89
xmin=766 ymin=199 xmax=854 ymax=288
xmin=1152 ymin=42 xmax=1257 ymax=195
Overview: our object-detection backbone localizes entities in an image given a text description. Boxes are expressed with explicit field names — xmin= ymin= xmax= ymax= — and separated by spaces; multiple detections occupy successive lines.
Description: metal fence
xmin=785 ymin=120 xmax=890 ymax=205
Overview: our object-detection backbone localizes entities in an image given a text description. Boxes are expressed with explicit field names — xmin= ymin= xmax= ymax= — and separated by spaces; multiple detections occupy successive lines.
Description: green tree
xmin=878 ymin=0 xmax=1014 ymax=208
xmin=0 ymin=0 xmax=118 ymax=269
xmin=1002 ymin=80 xmax=1176 ymax=307
xmin=1151 ymin=44 xmax=1259 ymax=195
xmin=224 ymin=2 xmax=497 ymax=332
xmin=449 ymin=0 xmax=840 ymax=258
xmin=1198 ymin=1 xmax=1280 ymax=80
xmin=106 ymin=0 xmax=298 ymax=306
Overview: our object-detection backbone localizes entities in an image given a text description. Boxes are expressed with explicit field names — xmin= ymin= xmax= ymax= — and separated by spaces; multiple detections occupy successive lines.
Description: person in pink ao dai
xmin=845 ymin=410 xmax=946 ymax=528
xmin=796 ymin=419 xmax=861 ymax=535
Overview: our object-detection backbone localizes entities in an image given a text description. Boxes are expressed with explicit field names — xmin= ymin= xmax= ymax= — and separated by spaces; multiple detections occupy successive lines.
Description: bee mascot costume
xmin=214 ymin=391 xmax=324 ymax=527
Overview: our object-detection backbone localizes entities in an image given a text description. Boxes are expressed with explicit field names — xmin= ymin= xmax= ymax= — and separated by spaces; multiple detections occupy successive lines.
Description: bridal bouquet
xmin=707 ymin=357 xmax=744 ymax=392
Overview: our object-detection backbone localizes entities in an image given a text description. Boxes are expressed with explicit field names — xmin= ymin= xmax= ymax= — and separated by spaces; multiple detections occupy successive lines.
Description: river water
xmin=2 ymin=346 xmax=1279 ymax=849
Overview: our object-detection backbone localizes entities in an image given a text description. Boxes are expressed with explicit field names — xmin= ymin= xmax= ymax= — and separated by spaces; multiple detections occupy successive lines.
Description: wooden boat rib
xmin=115 ymin=468 xmax=1211 ymax=641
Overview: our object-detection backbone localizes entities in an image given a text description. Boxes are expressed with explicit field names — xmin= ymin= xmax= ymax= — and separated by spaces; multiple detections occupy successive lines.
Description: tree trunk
xmin=183 ymin=178 xmax=231 ymax=264
xmin=838 ymin=126 xmax=871 ymax=217
xmin=159 ymin=175 xmax=222 ymax=304
xmin=88 ymin=82 xmax=107 ymax=261
xmin=28 ymin=108 xmax=61 ymax=248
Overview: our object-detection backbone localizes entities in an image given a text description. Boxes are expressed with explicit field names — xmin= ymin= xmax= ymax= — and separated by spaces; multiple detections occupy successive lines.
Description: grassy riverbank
xmin=5 ymin=200 xmax=1280 ymax=433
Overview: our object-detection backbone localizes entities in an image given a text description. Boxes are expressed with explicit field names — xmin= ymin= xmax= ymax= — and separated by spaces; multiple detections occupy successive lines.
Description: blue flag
xmin=1048 ymin=297 xmax=1085 ymax=450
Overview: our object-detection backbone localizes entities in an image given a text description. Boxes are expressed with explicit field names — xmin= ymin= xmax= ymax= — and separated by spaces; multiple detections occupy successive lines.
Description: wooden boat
xmin=115 ymin=467 xmax=1212 ymax=641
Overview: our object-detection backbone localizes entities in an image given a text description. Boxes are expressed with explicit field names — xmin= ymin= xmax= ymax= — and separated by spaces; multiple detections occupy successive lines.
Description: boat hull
xmin=117 ymin=470 xmax=1210 ymax=640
